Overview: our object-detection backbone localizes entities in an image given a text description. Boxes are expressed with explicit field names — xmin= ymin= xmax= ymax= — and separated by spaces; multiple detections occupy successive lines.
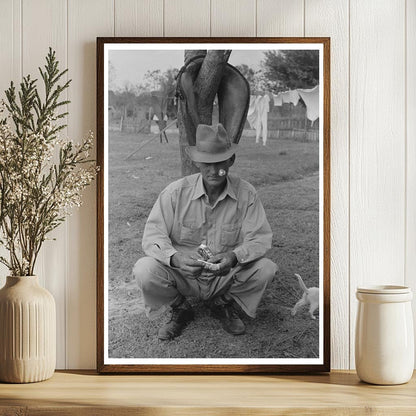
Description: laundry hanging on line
xmin=272 ymin=93 xmax=283 ymax=106
xmin=247 ymin=95 xmax=261 ymax=129
xmin=297 ymin=85 xmax=319 ymax=123
xmin=272 ymin=85 xmax=319 ymax=123
xmin=281 ymin=90 xmax=300 ymax=106
xmin=247 ymin=94 xmax=271 ymax=145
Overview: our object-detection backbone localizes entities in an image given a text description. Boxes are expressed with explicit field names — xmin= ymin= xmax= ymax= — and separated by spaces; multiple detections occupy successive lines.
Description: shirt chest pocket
xmin=180 ymin=222 xmax=203 ymax=246
xmin=220 ymin=222 xmax=241 ymax=249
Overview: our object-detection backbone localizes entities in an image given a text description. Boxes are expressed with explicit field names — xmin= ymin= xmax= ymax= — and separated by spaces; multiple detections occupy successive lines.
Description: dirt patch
xmin=108 ymin=131 xmax=320 ymax=359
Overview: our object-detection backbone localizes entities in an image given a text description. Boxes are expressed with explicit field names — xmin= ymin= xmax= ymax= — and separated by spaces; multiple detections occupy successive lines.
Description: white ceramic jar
xmin=355 ymin=285 xmax=414 ymax=385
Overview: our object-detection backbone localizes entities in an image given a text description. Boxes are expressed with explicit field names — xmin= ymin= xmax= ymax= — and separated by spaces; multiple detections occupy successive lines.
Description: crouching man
xmin=133 ymin=123 xmax=277 ymax=340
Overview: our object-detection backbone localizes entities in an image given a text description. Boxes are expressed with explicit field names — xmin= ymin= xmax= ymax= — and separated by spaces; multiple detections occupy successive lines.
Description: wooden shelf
xmin=0 ymin=370 xmax=415 ymax=415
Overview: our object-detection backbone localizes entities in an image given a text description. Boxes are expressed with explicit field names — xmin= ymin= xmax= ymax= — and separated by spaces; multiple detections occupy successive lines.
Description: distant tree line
xmin=109 ymin=50 xmax=319 ymax=112
xmin=236 ymin=50 xmax=319 ymax=94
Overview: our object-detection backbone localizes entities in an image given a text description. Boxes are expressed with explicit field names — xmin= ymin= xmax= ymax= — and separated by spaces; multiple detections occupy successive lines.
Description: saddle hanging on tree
xmin=176 ymin=54 xmax=250 ymax=145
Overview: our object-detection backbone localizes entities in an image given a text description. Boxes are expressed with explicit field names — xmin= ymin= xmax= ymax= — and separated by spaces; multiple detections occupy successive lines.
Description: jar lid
xmin=357 ymin=285 xmax=411 ymax=294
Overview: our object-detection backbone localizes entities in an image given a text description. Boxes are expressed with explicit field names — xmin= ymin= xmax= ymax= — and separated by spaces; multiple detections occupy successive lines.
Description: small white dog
xmin=291 ymin=273 xmax=319 ymax=320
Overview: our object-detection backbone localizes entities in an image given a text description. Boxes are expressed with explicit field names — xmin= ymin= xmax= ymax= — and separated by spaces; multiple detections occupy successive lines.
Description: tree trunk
xmin=194 ymin=50 xmax=230 ymax=124
xmin=178 ymin=50 xmax=231 ymax=176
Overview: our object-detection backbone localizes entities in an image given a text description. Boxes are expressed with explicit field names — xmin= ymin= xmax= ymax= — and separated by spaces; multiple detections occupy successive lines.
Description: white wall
xmin=0 ymin=0 xmax=414 ymax=370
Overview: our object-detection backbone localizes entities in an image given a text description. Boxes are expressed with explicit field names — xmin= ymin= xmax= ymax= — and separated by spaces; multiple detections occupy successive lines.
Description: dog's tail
xmin=295 ymin=273 xmax=308 ymax=293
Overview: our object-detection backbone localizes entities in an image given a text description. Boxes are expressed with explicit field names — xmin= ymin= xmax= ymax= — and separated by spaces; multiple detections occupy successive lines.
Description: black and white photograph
xmin=97 ymin=39 xmax=330 ymax=373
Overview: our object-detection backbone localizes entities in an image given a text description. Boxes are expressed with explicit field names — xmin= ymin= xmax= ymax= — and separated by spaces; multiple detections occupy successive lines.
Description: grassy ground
xmin=108 ymin=130 xmax=320 ymax=359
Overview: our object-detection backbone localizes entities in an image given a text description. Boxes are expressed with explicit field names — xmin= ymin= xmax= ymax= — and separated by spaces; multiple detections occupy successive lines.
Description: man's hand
xmin=209 ymin=251 xmax=238 ymax=276
xmin=171 ymin=252 xmax=204 ymax=279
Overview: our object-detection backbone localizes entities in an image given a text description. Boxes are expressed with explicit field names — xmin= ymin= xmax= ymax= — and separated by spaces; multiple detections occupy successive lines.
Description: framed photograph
xmin=97 ymin=37 xmax=330 ymax=373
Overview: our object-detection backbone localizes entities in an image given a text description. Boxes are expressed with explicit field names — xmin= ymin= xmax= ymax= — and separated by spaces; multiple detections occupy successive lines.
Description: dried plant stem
xmin=0 ymin=48 xmax=96 ymax=276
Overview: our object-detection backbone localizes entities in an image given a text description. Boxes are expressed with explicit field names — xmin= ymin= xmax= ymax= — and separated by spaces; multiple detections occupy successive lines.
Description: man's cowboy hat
xmin=186 ymin=123 xmax=237 ymax=163
xmin=176 ymin=54 xmax=250 ymax=145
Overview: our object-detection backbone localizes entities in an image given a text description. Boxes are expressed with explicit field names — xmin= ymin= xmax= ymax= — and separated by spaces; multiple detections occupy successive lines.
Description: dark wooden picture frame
xmin=97 ymin=37 xmax=330 ymax=374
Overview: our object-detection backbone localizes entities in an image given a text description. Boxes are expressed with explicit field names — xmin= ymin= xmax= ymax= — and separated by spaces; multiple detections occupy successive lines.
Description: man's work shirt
xmin=142 ymin=173 xmax=272 ymax=266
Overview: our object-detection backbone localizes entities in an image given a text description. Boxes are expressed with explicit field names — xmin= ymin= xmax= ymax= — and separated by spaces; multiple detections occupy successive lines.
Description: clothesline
xmin=246 ymin=85 xmax=319 ymax=146
xmin=272 ymin=85 xmax=319 ymax=123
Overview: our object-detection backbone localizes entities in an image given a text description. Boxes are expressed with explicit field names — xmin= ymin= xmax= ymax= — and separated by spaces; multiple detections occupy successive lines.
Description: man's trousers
xmin=133 ymin=256 xmax=277 ymax=320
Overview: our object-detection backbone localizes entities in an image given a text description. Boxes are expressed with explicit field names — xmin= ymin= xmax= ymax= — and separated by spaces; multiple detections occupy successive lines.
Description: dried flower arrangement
xmin=0 ymin=48 xmax=97 ymax=276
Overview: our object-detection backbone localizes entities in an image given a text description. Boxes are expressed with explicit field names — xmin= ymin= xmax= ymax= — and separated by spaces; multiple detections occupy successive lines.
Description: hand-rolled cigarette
xmin=197 ymin=259 xmax=221 ymax=271
xmin=218 ymin=169 xmax=226 ymax=177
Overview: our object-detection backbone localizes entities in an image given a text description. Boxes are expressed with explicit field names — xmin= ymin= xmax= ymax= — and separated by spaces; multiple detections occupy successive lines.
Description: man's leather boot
xmin=211 ymin=298 xmax=245 ymax=335
xmin=158 ymin=300 xmax=194 ymax=340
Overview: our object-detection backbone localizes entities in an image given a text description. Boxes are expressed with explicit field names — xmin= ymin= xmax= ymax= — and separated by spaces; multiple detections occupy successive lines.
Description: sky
xmin=109 ymin=49 xmax=266 ymax=91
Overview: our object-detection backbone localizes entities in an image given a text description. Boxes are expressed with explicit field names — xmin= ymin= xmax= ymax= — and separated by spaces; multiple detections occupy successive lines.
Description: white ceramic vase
xmin=355 ymin=285 xmax=414 ymax=385
xmin=0 ymin=276 xmax=56 ymax=383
